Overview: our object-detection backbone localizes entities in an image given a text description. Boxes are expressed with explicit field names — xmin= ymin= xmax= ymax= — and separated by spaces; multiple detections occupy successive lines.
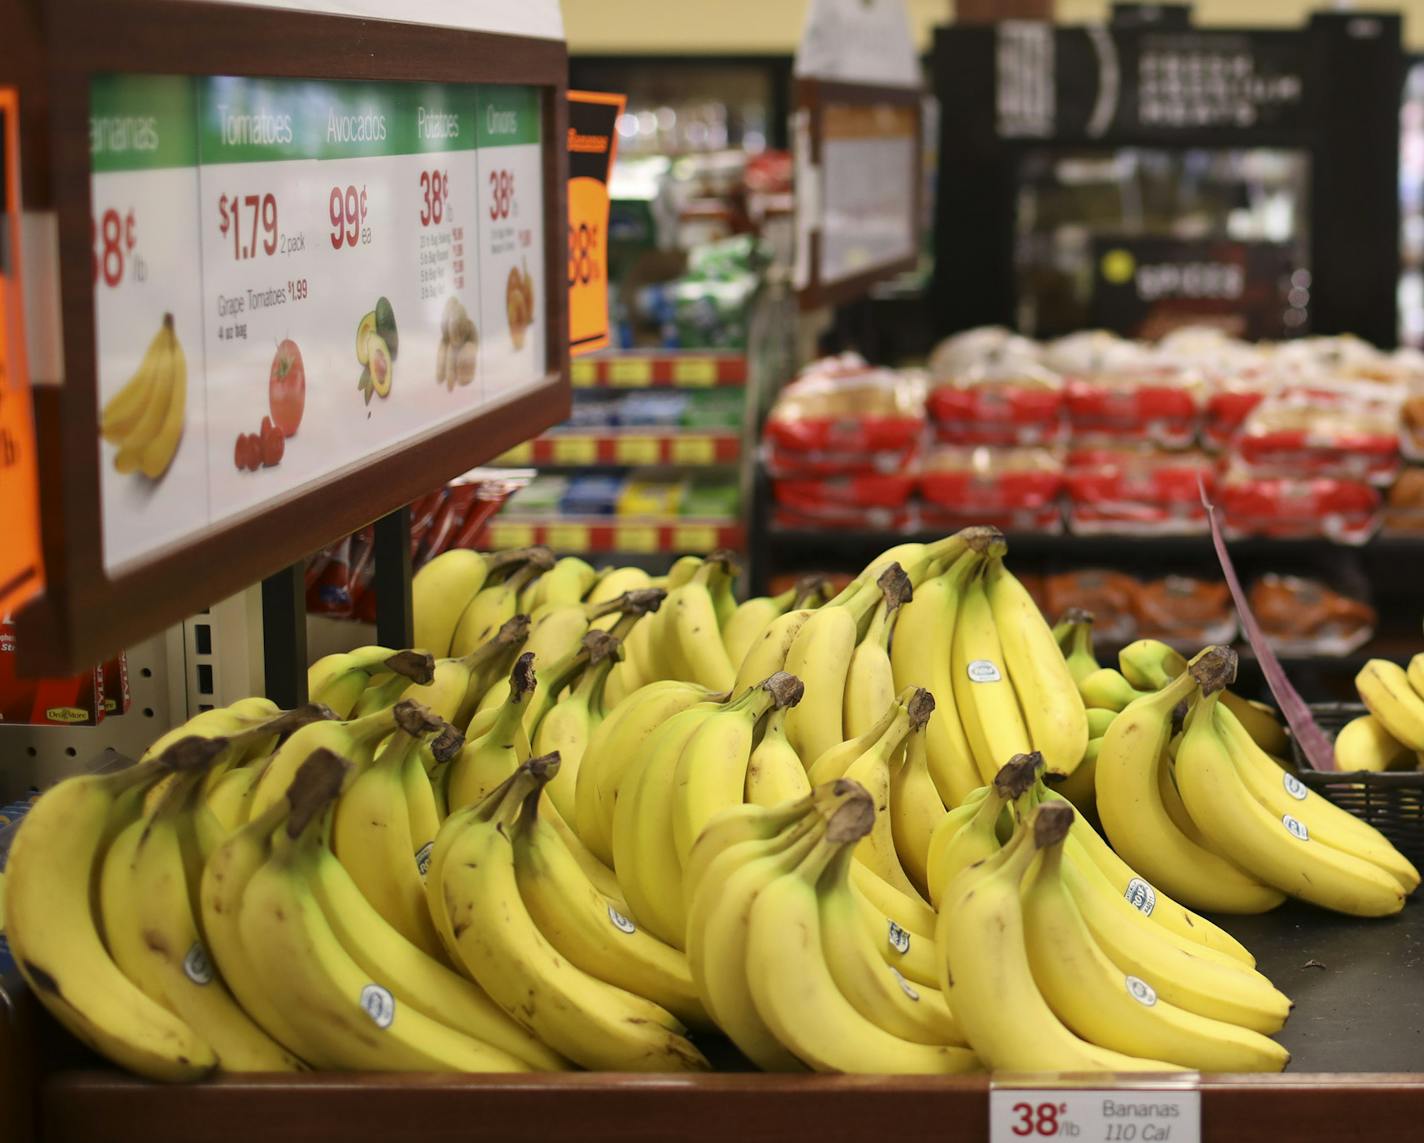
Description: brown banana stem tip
xmin=155 ymin=734 xmax=231 ymax=773
xmin=993 ymin=752 xmax=1045 ymax=800
xmin=1188 ymin=645 xmax=1238 ymax=695
xmin=1033 ymin=802 xmax=1074 ymax=848
xmin=960 ymin=525 xmax=1006 ymax=555
xmin=620 ymin=587 xmax=667 ymax=615
xmin=268 ymin=702 xmax=338 ymax=736
xmin=793 ymin=574 xmax=831 ymax=608
xmin=510 ymin=652 xmax=537 ymax=697
xmin=392 ymin=699 xmax=444 ymax=738
xmin=430 ymin=724 xmax=465 ymax=763
xmin=906 ymin=687 xmax=935 ymax=731
xmin=523 ymin=750 xmax=561 ymax=786
xmin=494 ymin=614 xmax=532 ymax=647
xmin=1170 ymin=699 xmax=1191 ymax=738
xmin=763 ymin=670 xmax=805 ymax=709
xmin=486 ymin=546 xmax=536 ymax=573
xmin=526 ymin=546 xmax=557 ymax=572
xmin=284 ymin=747 xmax=349 ymax=838
xmin=1057 ymin=607 xmax=1094 ymax=627
xmin=583 ymin=629 xmax=620 ymax=665
xmin=707 ymin=548 xmax=741 ymax=575
xmin=876 ymin=562 xmax=913 ymax=609
xmin=385 ymin=649 xmax=436 ymax=685
xmin=825 ymin=788 xmax=875 ymax=844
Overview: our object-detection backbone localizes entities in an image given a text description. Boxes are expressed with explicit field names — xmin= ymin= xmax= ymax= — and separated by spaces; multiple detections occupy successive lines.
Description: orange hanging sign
xmin=567 ymin=90 xmax=625 ymax=356
xmin=0 ymin=87 xmax=43 ymax=617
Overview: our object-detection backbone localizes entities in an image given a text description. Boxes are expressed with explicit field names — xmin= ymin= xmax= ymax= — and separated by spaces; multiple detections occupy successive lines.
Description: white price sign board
xmin=90 ymin=74 xmax=546 ymax=573
xmin=990 ymin=1086 xmax=1200 ymax=1143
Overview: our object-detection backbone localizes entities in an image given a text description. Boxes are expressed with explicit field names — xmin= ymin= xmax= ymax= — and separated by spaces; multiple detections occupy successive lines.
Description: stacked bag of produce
xmin=4 ymin=529 xmax=1416 ymax=1081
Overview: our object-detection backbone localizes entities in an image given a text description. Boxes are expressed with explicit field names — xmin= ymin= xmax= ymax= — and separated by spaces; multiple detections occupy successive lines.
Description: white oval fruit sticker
xmin=415 ymin=842 xmax=434 ymax=878
xmin=967 ymin=659 xmax=1003 ymax=684
xmin=887 ymin=921 xmax=911 ymax=954
xmin=1283 ymin=814 xmax=1309 ymax=841
xmin=183 ymin=942 xmax=214 ymax=986
xmin=608 ymin=904 xmax=637 ymax=934
xmin=1125 ymin=975 xmax=1158 ymax=1006
xmin=1124 ymin=877 xmax=1157 ymax=916
xmin=891 ymin=967 xmax=920 ymax=1001
xmin=359 ymin=984 xmax=396 ymax=1029
xmin=1282 ymin=773 xmax=1308 ymax=801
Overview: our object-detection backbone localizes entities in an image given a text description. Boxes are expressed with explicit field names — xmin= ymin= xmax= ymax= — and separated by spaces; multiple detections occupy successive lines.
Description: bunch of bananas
xmin=1077 ymin=641 xmax=1418 ymax=916
xmin=8 ymin=525 xmax=1419 ymax=1082
xmin=99 ymin=313 xmax=188 ymax=480
xmin=1345 ymin=655 xmax=1424 ymax=771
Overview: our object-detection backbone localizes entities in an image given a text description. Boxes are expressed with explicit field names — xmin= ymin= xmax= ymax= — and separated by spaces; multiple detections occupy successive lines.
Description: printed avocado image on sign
xmin=89 ymin=75 xmax=547 ymax=574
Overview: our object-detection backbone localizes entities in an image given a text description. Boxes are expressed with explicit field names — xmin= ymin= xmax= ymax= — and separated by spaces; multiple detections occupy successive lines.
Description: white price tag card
xmin=990 ymin=1085 xmax=1200 ymax=1143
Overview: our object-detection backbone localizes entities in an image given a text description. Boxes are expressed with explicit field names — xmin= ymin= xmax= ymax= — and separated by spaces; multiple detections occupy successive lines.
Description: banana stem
xmin=383 ymin=649 xmax=436 ymax=685
xmin=283 ymin=747 xmax=350 ymax=838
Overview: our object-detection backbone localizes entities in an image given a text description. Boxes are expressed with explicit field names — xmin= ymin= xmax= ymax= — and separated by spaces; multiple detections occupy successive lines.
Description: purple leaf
xmin=1199 ymin=477 xmax=1337 ymax=771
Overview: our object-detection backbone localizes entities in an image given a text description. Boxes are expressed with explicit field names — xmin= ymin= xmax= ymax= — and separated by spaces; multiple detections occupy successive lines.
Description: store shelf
xmin=496 ymin=431 xmax=741 ymax=468
xmin=482 ymin=516 xmax=744 ymax=554
xmin=570 ymin=351 xmax=748 ymax=389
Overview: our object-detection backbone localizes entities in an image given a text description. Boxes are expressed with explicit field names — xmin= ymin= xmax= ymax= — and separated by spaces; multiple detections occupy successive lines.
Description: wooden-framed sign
xmin=793 ymin=79 xmax=922 ymax=310
xmin=3 ymin=0 xmax=570 ymax=672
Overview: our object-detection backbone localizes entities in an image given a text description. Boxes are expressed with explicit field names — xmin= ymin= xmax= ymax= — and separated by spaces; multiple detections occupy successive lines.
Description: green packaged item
xmin=505 ymin=475 xmax=568 ymax=515
xmin=680 ymin=389 xmax=745 ymax=431
xmin=681 ymin=478 xmax=740 ymax=519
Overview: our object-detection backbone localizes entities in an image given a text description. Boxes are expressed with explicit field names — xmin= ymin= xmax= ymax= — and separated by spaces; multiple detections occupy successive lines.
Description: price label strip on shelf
xmin=0 ymin=87 xmax=43 ymax=615
xmin=567 ymin=91 xmax=625 ymax=356
xmin=990 ymin=1083 xmax=1200 ymax=1143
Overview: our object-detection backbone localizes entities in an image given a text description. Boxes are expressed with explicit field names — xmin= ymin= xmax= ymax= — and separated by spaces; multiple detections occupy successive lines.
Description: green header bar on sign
xmin=197 ymin=78 xmax=482 ymax=164
xmin=90 ymin=75 xmax=199 ymax=173
xmin=477 ymin=86 xmax=542 ymax=148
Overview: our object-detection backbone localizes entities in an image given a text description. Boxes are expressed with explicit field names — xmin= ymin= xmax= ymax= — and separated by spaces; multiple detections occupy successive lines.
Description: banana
xmin=745 ymin=799 xmax=980 ymax=1074
xmin=745 ymin=707 xmax=813 ymax=807
xmin=525 ymin=555 xmax=599 ymax=613
xmin=443 ymin=653 xmax=536 ymax=811
xmin=890 ymin=550 xmax=983 ymax=806
xmin=331 ymin=701 xmax=455 ymax=959
xmin=587 ymin=565 xmax=654 ymax=623
xmin=654 ymin=552 xmax=738 ymax=690
xmin=309 ymin=647 xmax=421 ymax=718
xmin=401 ymin=617 xmax=528 ymax=731
xmin=1079 ymin=666 xmax=1151 ymax=712
xmin=671 ymin=673 xmax=801 ymax=863
xmin=101 ymin=315 xmax=171 ymax=442
xmin=842 ymin=566 xmax=910 ymax=739
xmin=430 ymin=756 xmax=709 ymax=1071
xmin=1335 ymin=712 xmax=1413 ymax=772
xmin=601 ymin=610 xmax=656 ymax=705
xmin=1022 ymin=804 xmax=1289 ymax=1072
xmin=1094 ymin=650 xmax=1286 ymax=914
xmin=938 ymin=805 xmax=1178 ymax=1073
xmin=839 ymin=692 xmax=922 ymax=903
xmin=1177 ymin=657 xmax=1406 ymax=917
xmin=985 ymin=555 xmax=1088 ymax=778
xmin=806 ymin=693 xmax=903 ymax=784
xmin=576 ymin=679 xmax=724 ymax=866
xmin=533 ymin=632 xmax=623 ymax=824
xmin=5 ymin=755 xmax=218 ymax=1080
xmin=1215 ymin=701 xmax=1419 ymax=892
xmin=817 ymin=837 xmax=966 ymax=1048
xmin=732 ymin=607 xmax=816 ymax=694
xmin=888 ymin=704 xmax=946 ymax=900
xmin=1120 ymin=638 xmax=1290 ymax=756
xmin=1086 ymin=707 xmax=1118 ymax=738
xmin=449 ymin=553 xmax=553 ymax=657
xmin=412 ymin=547 xmax=535 ymax=658
xmin=1357 ymin=658 xmax=1424 ymax=750
xmin=925 ymin=786 xmax=996 ymax=907
xmin=247 ymin=704 xmax=403 ymax=822
xmin=521 ymin=630 xmax=610 ymax=743
xmin=241 ymin=762 xmax=532 ymax=1072
xmin=137 ymin=323 xmax=187 ymax=479
xmin=722 ymin=584 xmax=799 ymax=668
xmin=782 ymin=602 xmax=860 ymax=769
xmin=98 ymin=769 xmax=303 ymax=1072
xmin=512 ymin=773 xmax=707 ymax=1028
xmin=952 ymin=557 xmax=1032 ymax=785
xmin=1053 ymin=608 xmax=1100 ymax=684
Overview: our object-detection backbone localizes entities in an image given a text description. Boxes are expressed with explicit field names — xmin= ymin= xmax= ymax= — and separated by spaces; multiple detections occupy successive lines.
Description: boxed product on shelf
xmin=1234 ymin=380 xmax=1402 ymax=485
xmin=764 ymin=354 xmax=926 ymax=455
xmin=0 ymin=621 xmax=106 ymax=726
xmin=918 ymin=443 xmax=1063 ymax=534
xmin=680 ymin=388 xmax=745 ymax=431
xmin=1062 ymin=364 xmax=1204 ymax=447
xmin=1133 ymin=575 xmax=1237 ymax=649
xmin=1217 ymin=467 xmax=1382 ymax=545
xmin=1041 ymin=568 xmax=1141 ymax=646
xmin=100 ymin=654 xmax=131 ymax=717
xmin=618 ymin=472 xmax=687 ymax=517
xmin=1249 ymin=573 xmax=1376 ymax=656
xmin=925 ymin=355 xmax=1065 ymax=447
xmin=566 ymin=394 xmax=623 ymax=429
xmin=1063 ymin=446 xmax=1216 ymax=535
xmin=560 ymin=474 xmax=626 ymax=517
xmin=504 ymin=474 xmax=570 ymax=516
xmin=619 ymin=391 xmax=689 ymax=428
xmin=681 ymin=476 xmax=740 ymax=518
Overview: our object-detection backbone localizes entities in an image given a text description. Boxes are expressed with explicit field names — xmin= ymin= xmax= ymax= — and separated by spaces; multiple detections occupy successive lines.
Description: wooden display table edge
xmin=39 ymin=1070 xmax=1424 ymax=1143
